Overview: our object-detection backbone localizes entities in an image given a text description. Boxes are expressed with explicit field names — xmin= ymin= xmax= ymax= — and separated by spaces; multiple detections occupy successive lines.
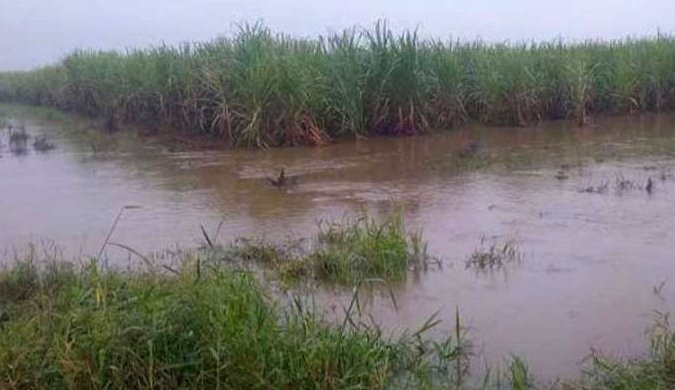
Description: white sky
xmin=1 ymin=0 xmax=674 ymax=70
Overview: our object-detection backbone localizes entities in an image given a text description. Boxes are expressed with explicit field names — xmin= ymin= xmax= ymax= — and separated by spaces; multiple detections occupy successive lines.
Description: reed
xmin=1 ymin=24 xmax=674 ymax=147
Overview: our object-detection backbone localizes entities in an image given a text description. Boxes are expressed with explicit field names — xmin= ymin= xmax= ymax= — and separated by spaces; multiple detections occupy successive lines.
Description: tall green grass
xmin=3 ymin=248 xmax=675 ymax=389
xmin=0 ymin=248 xmax=474 ymax=389
xmin=558 ymin=313 xmax=675 ymax=389
xmin=2 ymin=244 xmax=675 ymax=388
xmin=226 ymin=212 xmax=431 ymax=285
xmin=2 ymin=23 xmax=675 ymax=147
xmin=309 ymin=213 xmax=421 ymax=284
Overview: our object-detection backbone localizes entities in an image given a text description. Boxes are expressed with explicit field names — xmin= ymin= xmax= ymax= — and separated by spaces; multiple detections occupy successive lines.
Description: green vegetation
xmin=227 ymin=213 xmax=431 ymax=285
xmin=465 ymin=238 xmax=521 ymax=271
xmin=0 ymin=247 xmax=485 ymax=390
xmin=1 ymin=238 xmax=674 ymax=388
xmin=558 ymin=313 xmax=675 ymax=389
xmin=1 ymin=23 xmax=675 ymax=147
xmin=308 ymin=213 xmax=424 ymax=283
xmin=2 ymin=245 xmax=675 ymax=389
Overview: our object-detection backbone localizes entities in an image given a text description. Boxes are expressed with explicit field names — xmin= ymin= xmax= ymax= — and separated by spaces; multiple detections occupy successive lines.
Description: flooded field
xmin=2 ymin=104 xmax=675 ymax=381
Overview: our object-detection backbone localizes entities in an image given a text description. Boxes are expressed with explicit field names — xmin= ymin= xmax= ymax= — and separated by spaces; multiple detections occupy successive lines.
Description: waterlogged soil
xmin=2 ymin=104 xmax=675 ymax=381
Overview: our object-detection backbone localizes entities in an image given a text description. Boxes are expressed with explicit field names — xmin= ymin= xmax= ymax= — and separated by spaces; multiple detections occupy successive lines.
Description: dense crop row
xmin=1 ymin=22 xmax=675 ymax=147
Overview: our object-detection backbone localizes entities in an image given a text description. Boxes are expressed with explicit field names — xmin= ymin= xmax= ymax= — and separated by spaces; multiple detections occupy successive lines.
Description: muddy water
xmin=2 ymin=106 xmax=675 ymax=381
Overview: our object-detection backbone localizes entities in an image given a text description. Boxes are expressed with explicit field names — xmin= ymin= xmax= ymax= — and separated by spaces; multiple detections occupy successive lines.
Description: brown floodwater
xmin=2 ymin=105 xmax=675 ymax=382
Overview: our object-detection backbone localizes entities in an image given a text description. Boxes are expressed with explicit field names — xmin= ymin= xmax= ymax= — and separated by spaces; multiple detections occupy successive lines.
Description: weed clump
xmin=8 ymin=128 xmax=29 ymax=144
xmin=310 ymin=214 xmax=416 ymax=284
xmin=227 ymin=213 xmax=434 ymax=285
xmin=466 ymin=237 xmax=521 ymax=271
xmin=561 ymin=313 xmax=675 ymax=389
xmin=581 ymin=181 xmax=609 ymax=194
xmin=228 ymin=237 xmax=310 ymax=280
xmin=6 ymin=128 xmax=29 ymax=155
xmin=31 ymin=135 xmax=55 ymax=151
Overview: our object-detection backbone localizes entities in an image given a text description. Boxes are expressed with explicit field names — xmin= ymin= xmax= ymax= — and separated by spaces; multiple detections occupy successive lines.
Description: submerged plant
xmin=221 ymin=212 xmax=436 ymax=285
xmin=309 ymin=213 xmax=431 ymax=284
xmin=8 ymin=128 xmax=29 ymax=144
xmin=614 ymin=172 xmax=639 ymax=191
xmin=466 ymin=237 xmax=522 ymax=271
xmin=560 ymin=312 xmax=675 ymax=389
xmin=31 ymin=135 xmax=55 ymax=152
xmin=612 ymin=172 xmax=659 ymax=194
xmin=581 ymin=181 xmax=609 ymax=194
xmin=6 ymin=128 xmax=29 ymax=155
xmin=227 ymin=237 xmax=310 ymax=280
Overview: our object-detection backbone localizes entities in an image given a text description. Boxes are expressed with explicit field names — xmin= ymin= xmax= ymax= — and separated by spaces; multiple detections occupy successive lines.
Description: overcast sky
xmin=1 ymin=0 xmax=674 ymax=71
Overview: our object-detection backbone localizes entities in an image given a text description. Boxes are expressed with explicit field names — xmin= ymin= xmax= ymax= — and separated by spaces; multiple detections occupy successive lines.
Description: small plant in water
xmin=221 ymin=212 xmax=436 ymax=285
xmin=31 ymin=135 xmax=55 ymax=152
xmin=466 ymin=237 xmax=521 ymax=271
xmin=659 ymin=169 xmax=673 ymax=182
xmin=8 ymin=128 xmax=29 ymax=144
xmin=567 ymin=311 xmax=675 ymax=389
xmin=611 ymin=173 xmax=659 ymax=194
xmin=554 ymin=170 xmax=570 ymax=180
xmin=581 ymin=181 xmax=609 ymax=194
xmin=228 ymin=237 xmax=310 ymax=281
xmin=409 ymin=228 xmax=440 ymax=271
xmin=614 ymin=173 xmax=638 ymax=191
xmin=7 ymin=128 xmax=29 ymax=155
xmin=310 ymin=213 xmax=413 ymax=283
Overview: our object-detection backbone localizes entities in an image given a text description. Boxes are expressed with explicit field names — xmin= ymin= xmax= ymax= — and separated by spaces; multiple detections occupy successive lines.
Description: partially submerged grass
xmin=8 ymin=128 xmax=29 ymax=144
xmin=226 ymin=213 xmax=435 ymax=285
xmin=581 ymin=172 xmax=663 ymax=195
xmin=614 ymin=172 xmax=641 ymax=191
xmin=31 ymin=135 xmax=56 ymax=152
xmin=465 ymin=237 xmax=521 ymax=271
xmin=2 ymin=242 xmax=675 ymax=388
xmin=5 ymin=128 xmax=29 ymax=155
xmin=0 ymin=249 xmax=470 ymax=389
xmin=559 ymin=312 xmax=675 ymax=389
xmin=2 ymin=24 xmax=675 ymax=147
xmin=613 ymin=173 xmax=658 ymax=194
xmin=310 ymin=214 xmax=425 ymax=284
xmin=581 ymin=181 xmax=610 ymax=194
xmin=226 ymin=237 xmax=310 ymax=281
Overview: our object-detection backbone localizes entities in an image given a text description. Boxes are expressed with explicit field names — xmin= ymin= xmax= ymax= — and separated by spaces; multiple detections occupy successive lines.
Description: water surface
xmin=2 ymin=105 xmax=675 ymax=381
